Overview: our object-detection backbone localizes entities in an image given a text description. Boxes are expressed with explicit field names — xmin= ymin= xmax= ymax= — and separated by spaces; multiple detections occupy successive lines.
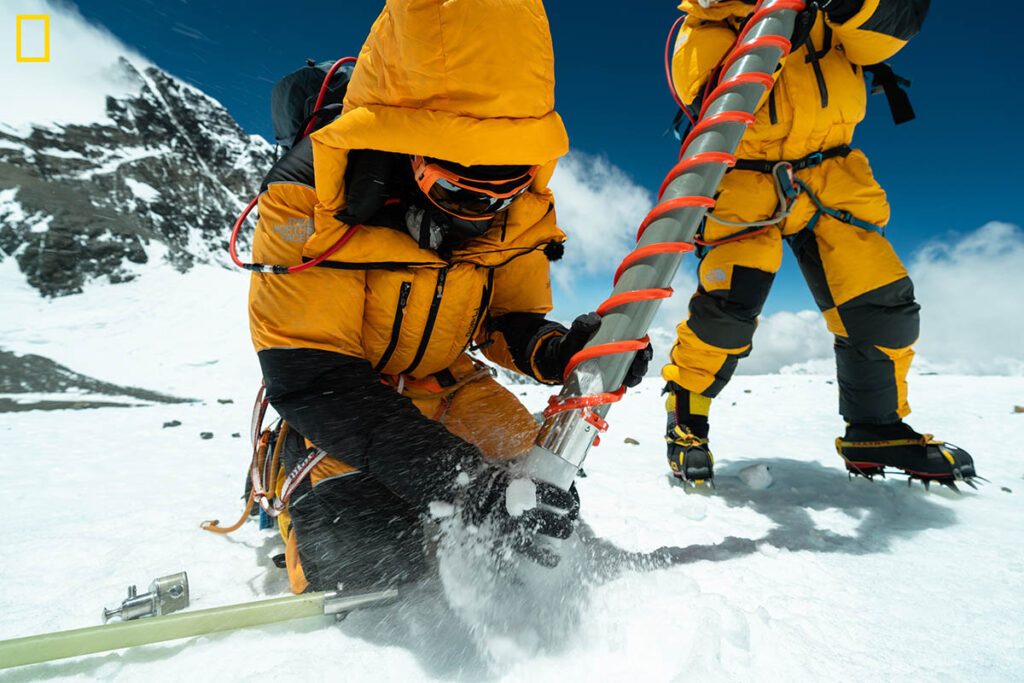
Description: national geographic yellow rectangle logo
xmin=16 ymin=15 xmax=50 ymax=63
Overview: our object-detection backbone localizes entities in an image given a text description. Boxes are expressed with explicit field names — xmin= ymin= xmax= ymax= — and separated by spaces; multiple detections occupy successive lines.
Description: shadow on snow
xmin=580 ymin=457 xmax=960 ymax=582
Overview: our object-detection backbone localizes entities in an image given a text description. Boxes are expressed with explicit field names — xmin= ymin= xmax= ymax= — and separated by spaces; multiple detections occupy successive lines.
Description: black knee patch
xmin=836 ymin=277 xmax=920 ymax=348
xmin=688 ymin=266 xmax=775 ymax=349
xmin=288 ymin=473 xmax=426 ymax=592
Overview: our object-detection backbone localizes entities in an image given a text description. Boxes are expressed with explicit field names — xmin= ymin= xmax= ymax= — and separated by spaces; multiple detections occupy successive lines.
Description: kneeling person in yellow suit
xmin=248 ymin=0 xmax=648 ymax=593
xmin=662 ymin=0 xmax=975 ymax=485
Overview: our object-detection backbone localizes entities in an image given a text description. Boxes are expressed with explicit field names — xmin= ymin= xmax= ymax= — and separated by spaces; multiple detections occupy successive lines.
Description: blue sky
xmin=75 ymin=0 xmax=1022 ymax=314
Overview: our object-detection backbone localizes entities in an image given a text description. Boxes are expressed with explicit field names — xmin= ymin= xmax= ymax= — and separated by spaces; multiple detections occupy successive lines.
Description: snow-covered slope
xmin=1 ymin=256 xmax=1022 ymax=682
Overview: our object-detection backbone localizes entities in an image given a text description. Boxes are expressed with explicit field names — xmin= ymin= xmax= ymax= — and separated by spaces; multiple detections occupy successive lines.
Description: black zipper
xmin=803 ymin=18 xmax=831 ymax=109
xmin=401 ymin=267 xmax=448 ymax=376
xmin=464 ymin=270 xmax=494 ymax=353
xmin=374 ymin=281 xmax=412 ymax=372
xmin=768 ymin=87 xmax=778 ymax=125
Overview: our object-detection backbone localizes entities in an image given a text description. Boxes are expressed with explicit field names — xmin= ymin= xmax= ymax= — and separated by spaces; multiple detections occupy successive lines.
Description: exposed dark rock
xmin=0 ymin=348 xmax=194 ymax=404
xmin=0 ymin=58 xmax=273 ymax=296
xmin=0 ymin=398 xmax=135 ymax=413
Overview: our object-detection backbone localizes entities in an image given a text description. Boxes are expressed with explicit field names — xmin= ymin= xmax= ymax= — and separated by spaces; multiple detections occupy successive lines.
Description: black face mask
xmin=404 ymin=203 xmax=495 ymax=251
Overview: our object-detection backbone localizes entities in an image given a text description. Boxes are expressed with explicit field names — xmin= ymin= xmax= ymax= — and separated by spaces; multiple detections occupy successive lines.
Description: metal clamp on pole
xmin=102 ymin=572 xmax=190 ymax=623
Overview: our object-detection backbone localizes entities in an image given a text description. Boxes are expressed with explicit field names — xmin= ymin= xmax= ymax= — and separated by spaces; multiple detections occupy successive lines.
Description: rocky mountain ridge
xmin=0 ymin=57 xmax=274 ymax=296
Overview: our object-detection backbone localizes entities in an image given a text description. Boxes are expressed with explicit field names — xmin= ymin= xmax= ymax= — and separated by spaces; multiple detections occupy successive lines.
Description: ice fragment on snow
xmin=428 ymin=501 xmax=455 ymax=518
xmin=738 ymin=463 xmax=773 ymax=489
xmin=505 ymin=477 xmax=537 ymax=517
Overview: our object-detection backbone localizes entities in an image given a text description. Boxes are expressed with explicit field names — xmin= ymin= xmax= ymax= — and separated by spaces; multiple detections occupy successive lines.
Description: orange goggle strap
xmin=410 ymin=155 xmax=538 ymax=221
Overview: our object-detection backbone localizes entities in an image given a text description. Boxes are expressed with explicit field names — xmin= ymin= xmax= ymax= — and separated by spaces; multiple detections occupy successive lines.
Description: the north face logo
xmin=704 ymin=268 xmax=726 ymax=283
xmin=273 ymin=218 xmax=313 ymax=243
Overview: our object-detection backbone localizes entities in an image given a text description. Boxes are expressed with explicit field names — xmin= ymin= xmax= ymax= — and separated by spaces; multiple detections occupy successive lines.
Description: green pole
xmin=0 ymin=587 xmax=398 ymax=670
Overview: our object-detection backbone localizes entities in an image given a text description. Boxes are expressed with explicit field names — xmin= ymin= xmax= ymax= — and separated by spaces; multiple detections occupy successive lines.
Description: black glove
xmin=533 ymin=312 xmax=653 ymax=388
xmin=462 ymin=465 xmax=580 ymax=567
xmin=336 ymin=149 xmax=404 ymax=226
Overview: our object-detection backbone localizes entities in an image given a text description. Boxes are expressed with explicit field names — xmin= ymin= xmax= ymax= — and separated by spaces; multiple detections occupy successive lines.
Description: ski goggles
xmin=411 ymin=155 xmax=538 ymax=221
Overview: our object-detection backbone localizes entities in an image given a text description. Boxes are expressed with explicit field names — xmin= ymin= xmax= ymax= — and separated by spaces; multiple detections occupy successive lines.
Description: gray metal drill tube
xmin=523 ymin=1 xmax=801 ymax=489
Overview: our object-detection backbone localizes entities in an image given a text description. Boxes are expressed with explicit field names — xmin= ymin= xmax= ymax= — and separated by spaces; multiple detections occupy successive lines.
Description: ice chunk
xmin=738 ymin=463 xmax=773 ymax=489
xmin=504 ymin=477 xmax=537 ymax=517
xmin=428 ymin=501 xmax=455 ymax=519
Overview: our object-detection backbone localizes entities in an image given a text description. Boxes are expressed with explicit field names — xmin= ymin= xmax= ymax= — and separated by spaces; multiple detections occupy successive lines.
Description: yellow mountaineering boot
xmin=836 ymin=421 xmax=978 ymax=489
xmin=665 ymin=384 xmax=714 ymax=485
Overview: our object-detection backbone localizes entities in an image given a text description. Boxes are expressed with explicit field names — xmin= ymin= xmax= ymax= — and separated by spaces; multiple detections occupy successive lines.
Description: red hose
xmin=228 ymin=196 xmax=259 ymax=269
xmin=229 ymin=57 xmax=361 ymax=274
xmin=665 ymin=15 xmax=696 ymax=128
xmin=302 ymin=57 xmax=358 ymax=139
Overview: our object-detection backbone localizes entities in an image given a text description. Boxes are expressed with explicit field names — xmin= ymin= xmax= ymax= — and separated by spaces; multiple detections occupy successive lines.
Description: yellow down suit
xmin=247 ymin=0 xmax=569 ymax=593
xmin=665 ymin=0 xmax=928 ymax=424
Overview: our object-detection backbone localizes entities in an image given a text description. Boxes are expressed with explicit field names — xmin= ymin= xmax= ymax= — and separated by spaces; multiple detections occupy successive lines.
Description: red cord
xmin=694 ymin=224 xmax=773 ymax=247
xmin=229 ymin=57 xmax=362 ymax=274
xmin=228 ymin=192 xmax=362 ymax=275
xmin=285 ymin=224 xmax=361 ymax=273
xmin=229 ymin=196 xmax=259 ymax=269
xmin=302 ymin=57 xmax=358 ymax=139
xmin=544 ymin=0 xmax=804 ymax=436
xmin=665 ymin=15 xmax=696 ymax=128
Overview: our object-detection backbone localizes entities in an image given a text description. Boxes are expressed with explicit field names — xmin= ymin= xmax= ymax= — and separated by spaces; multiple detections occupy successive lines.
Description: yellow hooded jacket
xmin=249 ymin=0 xmax=570 ymax=382
xmin=673 ymin=0 xmax=926 ymax=160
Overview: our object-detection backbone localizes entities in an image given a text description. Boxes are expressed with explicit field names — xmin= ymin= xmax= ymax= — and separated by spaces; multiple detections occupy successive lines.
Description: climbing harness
xmin=693 ymin=144 xmax=883 ymax=254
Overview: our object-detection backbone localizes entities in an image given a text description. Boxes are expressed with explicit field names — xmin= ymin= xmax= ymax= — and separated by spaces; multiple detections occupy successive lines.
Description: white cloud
xmin=739 ymin=310 xmax=832 ymax=374
xmin=0 ymin=1 xmax=148 ymax=133
xmin=548 ymin=151 xmax=652 ymax=290
xmin=649 ymin=222 xmax=1024 ymax=378
xmin=909 ymin=221 xmax=1024 ymax=376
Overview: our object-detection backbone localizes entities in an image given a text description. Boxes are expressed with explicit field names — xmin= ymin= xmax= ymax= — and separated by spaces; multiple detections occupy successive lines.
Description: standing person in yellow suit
xmin=662 ymin=0 xmax=976 ymax=486
xmin=248 ymin=0 xmax=649 ymax=593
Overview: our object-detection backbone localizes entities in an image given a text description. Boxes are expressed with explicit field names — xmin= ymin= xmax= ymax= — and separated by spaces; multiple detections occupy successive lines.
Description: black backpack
xmin=270 ymin=58 xmax=355 ymax=150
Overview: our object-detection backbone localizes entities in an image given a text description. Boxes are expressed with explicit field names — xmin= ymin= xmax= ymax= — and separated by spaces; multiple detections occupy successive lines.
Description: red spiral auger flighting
xmin=541 ymin=0 xmax=802 ymax=451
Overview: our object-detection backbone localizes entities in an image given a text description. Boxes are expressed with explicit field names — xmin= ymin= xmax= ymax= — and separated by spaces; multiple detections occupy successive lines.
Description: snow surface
xmin=1 ymin=263 xmax=1023 ymax=681
xmin=123 ymin=178 xmax=161 ymax=203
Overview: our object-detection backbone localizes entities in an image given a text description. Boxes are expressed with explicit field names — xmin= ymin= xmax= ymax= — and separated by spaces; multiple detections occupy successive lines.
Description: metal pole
xmin=0 ymin=587 xmax=399 ymax=671
xmin=523 ymin=0 xmax=805 ymax=489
